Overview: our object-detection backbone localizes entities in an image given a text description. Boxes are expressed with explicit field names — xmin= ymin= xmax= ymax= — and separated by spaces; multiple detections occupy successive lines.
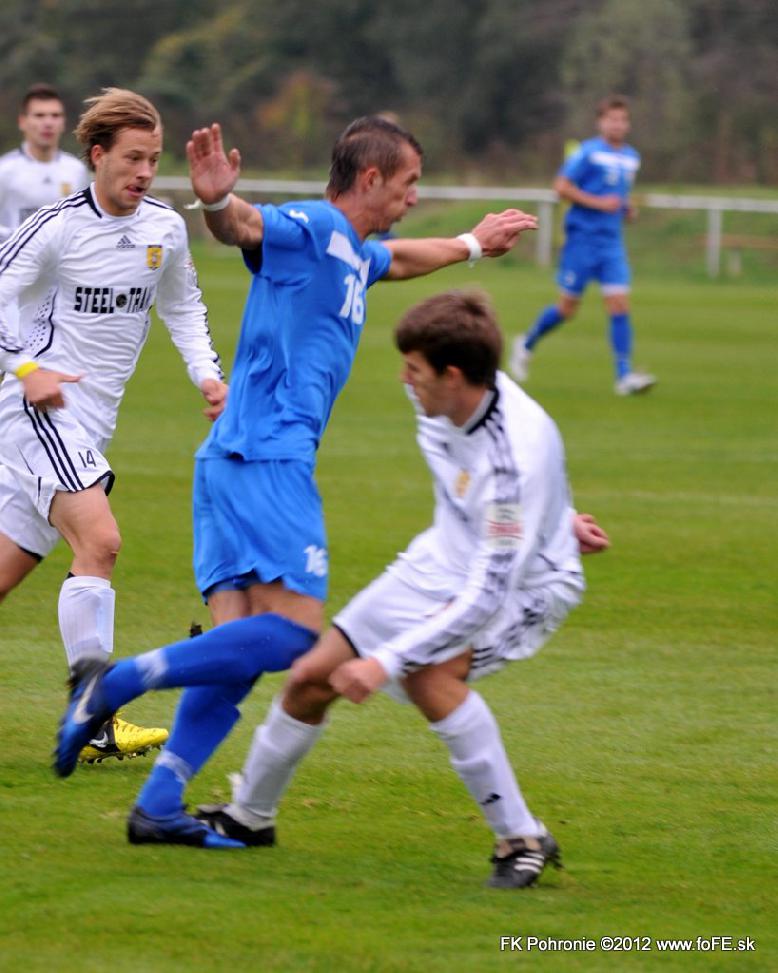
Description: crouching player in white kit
xmin=193 ymin=289 xmax=609 ymax=885
xmin=0 ymin=88 xmax=226 ymax=763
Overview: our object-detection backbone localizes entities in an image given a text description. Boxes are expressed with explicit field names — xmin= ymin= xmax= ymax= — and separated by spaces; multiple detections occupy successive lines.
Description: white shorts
xmin=0 ymin=394 xmax=113 ymax=557
xmin=333 ymin=570 xmax=576 ymax=702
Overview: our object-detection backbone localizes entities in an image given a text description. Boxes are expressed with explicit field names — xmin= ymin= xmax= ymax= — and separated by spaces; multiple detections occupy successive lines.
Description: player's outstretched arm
xmin=187 ymin=123 xmax=263 ymax=250
xmin=383 ymin=209 xmax=537 ymax=280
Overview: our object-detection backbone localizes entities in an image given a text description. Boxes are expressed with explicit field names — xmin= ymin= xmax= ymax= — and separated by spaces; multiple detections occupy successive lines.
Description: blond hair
xmin=75 ymin=88 xmax=161 ymax=170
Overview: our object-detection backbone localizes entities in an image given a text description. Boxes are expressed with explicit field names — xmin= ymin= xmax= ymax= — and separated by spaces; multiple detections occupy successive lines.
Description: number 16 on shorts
xmin=304 ymin=545 xmax=328 ymax=578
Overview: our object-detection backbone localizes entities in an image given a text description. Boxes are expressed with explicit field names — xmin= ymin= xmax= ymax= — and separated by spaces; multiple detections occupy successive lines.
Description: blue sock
xmin=610 ymin=312 xmax=633 ymax=379
xmin=126 ymin=614 xmax=317 ymax=819
xmin=101 ymin=613 xmax=318 ymax=712
xmin=135 ymin=763 xmax=185 ymax=818
xmin=136 ymin=683 xmax=250 ymax=817
xmin=525 ymin=305 xmax=564 ymax=350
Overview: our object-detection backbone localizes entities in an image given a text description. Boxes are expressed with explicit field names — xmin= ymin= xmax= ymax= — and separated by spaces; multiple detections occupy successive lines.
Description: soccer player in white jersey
xmin=0 ymin=88 xmax=226 ymax=763
xmin=510 ymin=95 xmax=655 ymax=396
xmin=0 ymin=84 xmax=89 ymax=242
xmin=191 ymin=290 xmax=609 ymax=884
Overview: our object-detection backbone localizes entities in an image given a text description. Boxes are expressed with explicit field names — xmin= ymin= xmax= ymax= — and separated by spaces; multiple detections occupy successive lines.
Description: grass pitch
xmin=0 ymin=227 xmax=775 ymax=972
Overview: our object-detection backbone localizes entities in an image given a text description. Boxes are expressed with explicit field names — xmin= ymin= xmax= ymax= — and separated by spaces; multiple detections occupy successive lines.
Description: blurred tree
xmin=267 ymin=0 xmax=398 ymax=118
xmin=559 ymin=0 xmax=693 ymax=180
xmin=137 ymin=3 xmax=279 ymax=154
xmin=688 ymin=0 xmax=778 ymax=182
xmin=0 ymin=0 xmax=213 ymax=150
xmin=264 ymin=0 xmax=579 ymax=170
xmin=256 ymin=70 xmax=336 ymax=169
xmin=0 ymin=0 xmax=775 ymax=181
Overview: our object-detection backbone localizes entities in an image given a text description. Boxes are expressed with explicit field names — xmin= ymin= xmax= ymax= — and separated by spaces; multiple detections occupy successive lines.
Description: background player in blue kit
xmin=510 ymin=95 xmax=656 ymax=396
xmin=55 ymin=116 xmax=539 ymax=847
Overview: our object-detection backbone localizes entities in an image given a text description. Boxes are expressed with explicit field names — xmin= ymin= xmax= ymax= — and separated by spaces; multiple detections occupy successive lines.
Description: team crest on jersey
xmin=484 ymin=502 xmax=523 ymax=551
xmin=146 ymin=245 xmax=163 ymax=269
xmin=454 ymin=470 xmax=471 ymax=497
xmin=60 ymin=182 xmax=73 ymax=196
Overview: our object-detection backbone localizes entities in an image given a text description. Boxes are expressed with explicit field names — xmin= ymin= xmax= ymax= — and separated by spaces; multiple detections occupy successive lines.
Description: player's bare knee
xmin=559 ymin=297 xmax=579 ymax=319
xmin=286 ymin=657 xmax=334 ymax=696
xmin=606 ymin=295 xmax=629 ymax=315
xmin=288 ymin=627 xmax=350 ymax=687
xmin=282 ymin=676 xmax=336 ymax=723
xmin=97 ymin=524 xmax=121 ymax=559
xmin=287 ymin=655 xmax=319 ymax=687
xmin=405 ymin=666 xmax=446 ymax=708
xmin=80 ymin=524 xmax=122 ymax=571
xmin=405 ymin=654 xmax=471 ymax=720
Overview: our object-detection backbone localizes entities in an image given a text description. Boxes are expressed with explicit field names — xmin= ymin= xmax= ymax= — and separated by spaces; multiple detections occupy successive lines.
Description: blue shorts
xmin=193 ymin=456 xmax=328 ymax=601
xmin=557 ymin=234 xmax=631 ymax=297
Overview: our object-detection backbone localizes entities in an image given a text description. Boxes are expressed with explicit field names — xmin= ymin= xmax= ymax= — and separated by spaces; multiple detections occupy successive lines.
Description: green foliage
xmin=561 ymin=0 xmax=694 ymax=180
xmin=0 ymin=245 xmax=775 ymax=969
xmin=137 ymin=4 xmax=278 ymax=150
xmin=0 ymin=0 xmax=776 ymax=181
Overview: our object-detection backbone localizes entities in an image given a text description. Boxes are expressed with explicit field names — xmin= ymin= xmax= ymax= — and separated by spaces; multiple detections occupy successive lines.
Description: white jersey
xmin=0 ymin=184 xmax=221 ymax=442
xmin=372 ymin=371 xmax=584 ymax=675
xmin=0 ymin=144 xmax=89 ymax=241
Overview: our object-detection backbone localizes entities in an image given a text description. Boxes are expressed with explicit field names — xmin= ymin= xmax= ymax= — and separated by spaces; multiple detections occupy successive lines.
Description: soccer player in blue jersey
xmin=510 ymin=95 xmax=656 ymax=396
xmin=55 ymin=116 xmax=538 ymax=848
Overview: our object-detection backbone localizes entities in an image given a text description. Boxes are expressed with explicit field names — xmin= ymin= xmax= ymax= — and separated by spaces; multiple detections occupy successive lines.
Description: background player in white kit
xmin=195 ymin=289 xmax=609 ymax=887
xmin=0 ymin=88 xmax=226 ymax=763
xmin=0 ymin=83 xmax=89 ymax=242
xmin=0 ymin=84 xmax=89 ymax=387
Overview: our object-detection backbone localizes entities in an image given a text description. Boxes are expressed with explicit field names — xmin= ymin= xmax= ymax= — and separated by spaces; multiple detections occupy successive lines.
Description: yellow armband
xmin=14 ymin=361 xmax=39 ymax=379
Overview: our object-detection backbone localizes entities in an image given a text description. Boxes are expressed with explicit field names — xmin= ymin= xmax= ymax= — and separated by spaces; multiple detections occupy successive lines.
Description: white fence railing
xmin=155 ymin=177 xmax=778 ymax=278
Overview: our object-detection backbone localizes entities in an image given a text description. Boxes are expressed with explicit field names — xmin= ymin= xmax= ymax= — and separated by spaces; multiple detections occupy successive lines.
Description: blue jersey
xmin=198 ymin=200 xmax=391 ymax=463
xmin=559 ymin=136 xmax=640 ymax=239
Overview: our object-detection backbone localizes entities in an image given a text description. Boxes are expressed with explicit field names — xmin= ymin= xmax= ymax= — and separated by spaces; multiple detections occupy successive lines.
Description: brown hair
xmin=597 ymin=94 xmax=630 ymax=117
xmin=395 ymin=290 xmax=503 ymax=387
xmin=75 ymin=88 xmax=161 ymax=170
xmin=327 ymin=115 xmax=422 ymax=197
xmin=21 ymin=83 xmax=62 ymax=113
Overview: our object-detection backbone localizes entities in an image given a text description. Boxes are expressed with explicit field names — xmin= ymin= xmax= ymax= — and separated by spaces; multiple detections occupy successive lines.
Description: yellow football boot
xmin=78 ymin=713 xmax=169 ymax=764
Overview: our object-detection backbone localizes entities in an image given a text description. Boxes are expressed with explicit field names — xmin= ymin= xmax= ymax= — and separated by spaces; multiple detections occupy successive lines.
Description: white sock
xmin=430 ymin=690 xmax=540 ymax=839
xmin=58 ymin=575 xmax=115 ymax=670
xmin=228 ymin=697 xmax=326 ymax=825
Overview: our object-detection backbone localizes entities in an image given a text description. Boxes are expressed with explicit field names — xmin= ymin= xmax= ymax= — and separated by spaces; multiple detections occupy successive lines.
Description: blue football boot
xmin=127 ymin=806 xmax=247 ymax=849
xmin=54 ymin=657 xmax=113 ymax=778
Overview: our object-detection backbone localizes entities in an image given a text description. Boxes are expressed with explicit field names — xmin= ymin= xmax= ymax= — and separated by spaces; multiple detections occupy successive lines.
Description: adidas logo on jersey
xmin=116 ymin=235 xmax=136 ymax=250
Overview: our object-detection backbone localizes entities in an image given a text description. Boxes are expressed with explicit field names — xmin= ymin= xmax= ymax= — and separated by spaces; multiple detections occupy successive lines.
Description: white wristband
xmin=186 ymin=194 xmax=231 ymax=212
xmin=456 ymin=232 xmax=482 ymax=265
